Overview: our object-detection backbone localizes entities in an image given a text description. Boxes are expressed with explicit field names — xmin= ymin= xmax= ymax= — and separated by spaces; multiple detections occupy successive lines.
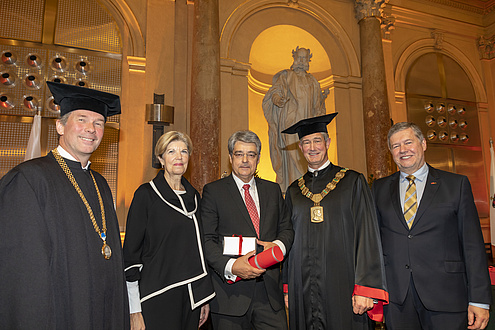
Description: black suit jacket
xmin=201 ymin=175 xmax=294 ymax=316
xmin=372 ymin=165 xmax=491 ymax=312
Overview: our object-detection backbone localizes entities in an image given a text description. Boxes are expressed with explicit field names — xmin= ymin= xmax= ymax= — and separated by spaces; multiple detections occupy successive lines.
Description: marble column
xmin=355 ymin=0 xmax=392 ymax=182
xmin=190 ymin=0 xmax=221 ymax=192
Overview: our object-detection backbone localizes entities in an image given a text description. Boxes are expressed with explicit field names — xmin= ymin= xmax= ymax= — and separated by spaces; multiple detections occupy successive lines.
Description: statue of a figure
xmin=262 ymin=47 xmax=329 ymax=192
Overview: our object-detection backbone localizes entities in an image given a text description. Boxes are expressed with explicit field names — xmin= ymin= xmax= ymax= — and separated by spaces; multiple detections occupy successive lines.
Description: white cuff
xmin=273 ymin=240 xmax=286 ymax=256
xmin=127 ymin=281 xmax=142 ymax=313
xmin=469 ymin=302 xmax=490 ymax=310
xmin=224 ymin=258 xmax=238 ymax=282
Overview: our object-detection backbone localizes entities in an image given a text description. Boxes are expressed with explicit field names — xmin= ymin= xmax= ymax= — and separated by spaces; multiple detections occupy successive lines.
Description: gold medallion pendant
xmin=311 ymin=205 xmax=324 ymax=223
xmin=298 ymin=168 xmax=348 ymax=223
xmin=102 ymin=242 xmax=112 ymax=260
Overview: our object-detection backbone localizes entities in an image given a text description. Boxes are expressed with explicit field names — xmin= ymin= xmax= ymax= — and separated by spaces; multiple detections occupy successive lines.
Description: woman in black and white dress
xmin=123 ymin=131 xmax=215 ymax=330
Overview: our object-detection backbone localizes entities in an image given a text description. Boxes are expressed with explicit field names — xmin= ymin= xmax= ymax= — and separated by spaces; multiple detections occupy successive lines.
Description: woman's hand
xmin=130 ymin=312 xmax=145 ymax=330
xmin=199 ymin=304 xmax=210 ymax=328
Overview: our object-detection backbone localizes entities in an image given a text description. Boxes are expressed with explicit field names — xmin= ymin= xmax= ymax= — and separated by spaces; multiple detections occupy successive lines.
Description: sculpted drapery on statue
xmin=262 ymin=47 xmax=329 ymax=192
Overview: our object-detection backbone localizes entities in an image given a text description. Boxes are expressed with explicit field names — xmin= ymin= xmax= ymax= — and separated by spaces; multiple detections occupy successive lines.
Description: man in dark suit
xmin=372 ymin=122 xmax=491 ymax=330
xmin=201 ymin=130 xmax=294 ymax=329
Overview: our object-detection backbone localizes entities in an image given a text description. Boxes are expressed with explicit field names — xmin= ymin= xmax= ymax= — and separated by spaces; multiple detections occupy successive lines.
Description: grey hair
xmin=387 ymin=122 xmax=425 ymax=149
xmin=58 ymin=112 xmax=72 ymax=126
xmin=299 ymin=132 xmax=329 ymax=146
xmin=227 ymin=130 xmax=261 ymax=155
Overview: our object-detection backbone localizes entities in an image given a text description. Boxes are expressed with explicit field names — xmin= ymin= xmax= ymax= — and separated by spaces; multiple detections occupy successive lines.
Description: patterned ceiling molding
xmin=417 ymin=0 xmax=495 ymax=15
xmin=381 ymin=15 xmax=396 ymax=40
xmin=355 ymin=0 xmax=389 ymax=21
xmin=431 ymin=30 xmax=445 ymax=50
xmin=478 ymin=35 xmax=495 ymax=59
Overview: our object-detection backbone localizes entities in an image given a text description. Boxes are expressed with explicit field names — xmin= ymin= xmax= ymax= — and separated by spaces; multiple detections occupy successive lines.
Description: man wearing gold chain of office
xmin=0 ymin=82 xmax=129 ymax=329
xmin=281 ymin=113 xmax=388 ymax=330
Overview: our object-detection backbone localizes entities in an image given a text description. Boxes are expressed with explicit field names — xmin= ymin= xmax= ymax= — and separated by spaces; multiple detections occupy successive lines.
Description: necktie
xmin=243 ymin=184 xmax=260 ymax=237
xmin=404 ymin=175 xmax=417 ymax=229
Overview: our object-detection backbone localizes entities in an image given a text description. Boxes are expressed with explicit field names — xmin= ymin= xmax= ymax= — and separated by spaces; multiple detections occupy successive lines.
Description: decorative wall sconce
xmin=22 ymin=95 xmax=39 ymax=112
xmin=0 ymin=93 xmax=15 ymax=109
xmin=426 ymin=130 xmax=437 ymax=141
xmin=449 ymin=119 xmax=458 ymax=129
xmin=0 ymin=70 xmax=17 ymax=87
xmin=424 ymin=102 xmax=434 ymax=113
xmin=146 ymin=93 xmax=174 ymax=169
xmin=437 ymin=116 xmax=447 ymax=127
xmin=26 ymin=53 xmax=43 ymax=68
xmin=459 ymin=133 xmax=469 ymax=143
xmin=1 ymin=50 xmax=17 ymax=65
xmin=74 ymin=78 xmax=90 ymax=88
xmin=425 ymin=115 xmax=436 ymax=127
xmin=75 ymin=59 xmax=91 ymax=74
xmin=45 ymin=96 xmax=60 ymax=114
xmin=450 ymin=132 xmax=459 ymax=142
xmin=438 ymin=131 xmax=449 ymax=141
xmin=50 ymin=55 xmax=69 ymax=72
xmin=23 ymin=73 xmax=43 ymax=89
xmin=436 ymin=103 xmax=445 ymax=113
xmin=49 ymin=75 xmax=67 ymax=84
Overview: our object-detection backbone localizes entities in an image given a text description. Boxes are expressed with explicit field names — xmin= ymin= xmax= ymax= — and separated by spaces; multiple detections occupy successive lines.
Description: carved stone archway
xmin=218 ymin=0 xmax=369 ymax=175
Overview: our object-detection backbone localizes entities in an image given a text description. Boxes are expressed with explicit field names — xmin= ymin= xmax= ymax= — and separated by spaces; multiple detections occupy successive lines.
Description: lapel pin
xmin=431 ymin=182 xmax=437 ymax=185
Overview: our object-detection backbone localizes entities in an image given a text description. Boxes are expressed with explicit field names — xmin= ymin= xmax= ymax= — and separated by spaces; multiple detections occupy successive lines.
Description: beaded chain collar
xmin=52 ymin=149 xmax=112 ymax=259
xmin=298 ymin=168 xmax=348 ymax=223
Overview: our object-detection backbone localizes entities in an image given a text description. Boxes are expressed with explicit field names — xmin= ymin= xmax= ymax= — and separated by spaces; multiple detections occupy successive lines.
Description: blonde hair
xmin=154 ymin=131 xmax=193 ymax=159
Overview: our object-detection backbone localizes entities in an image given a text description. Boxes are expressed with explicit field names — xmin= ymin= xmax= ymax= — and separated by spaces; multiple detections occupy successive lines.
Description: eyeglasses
xmin=232 ymin=152 xmax=258 ymax=159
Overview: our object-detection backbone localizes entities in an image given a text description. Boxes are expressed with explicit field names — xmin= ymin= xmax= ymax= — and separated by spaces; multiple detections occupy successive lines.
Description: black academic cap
xmin=46 ymin=81 xmax=121 ymax=119
xmin=282 ymin=113 xmax=338 ymax=139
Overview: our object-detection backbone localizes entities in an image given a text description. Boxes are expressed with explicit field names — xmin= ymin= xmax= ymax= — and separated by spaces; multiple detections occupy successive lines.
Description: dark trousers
xmin=384 ymin=277 xmax=467 ymax=330
xmin=211 ymin=281 xmax=287 ymax=330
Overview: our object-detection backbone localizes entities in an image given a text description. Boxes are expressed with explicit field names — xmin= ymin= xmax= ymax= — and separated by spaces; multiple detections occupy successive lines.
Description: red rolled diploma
xmin=230 ymin=246 xmax=284 ymax=283
xmin=249 ymin=245 xmax=284 ymax=269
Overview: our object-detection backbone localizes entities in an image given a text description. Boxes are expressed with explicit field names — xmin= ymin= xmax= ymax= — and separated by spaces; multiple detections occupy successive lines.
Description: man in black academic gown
xmin=282 ymin=113 xmax=388 ymax=330
xmin=0 ymin=82 xmax=130 ymax=329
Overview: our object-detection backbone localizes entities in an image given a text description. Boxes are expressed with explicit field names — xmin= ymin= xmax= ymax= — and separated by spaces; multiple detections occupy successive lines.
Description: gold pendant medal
xmin=102 ymin=242 xmax=112 ymax=260
xmin=311 ymin=205 xmax=324 ymax=223
xmin=101 ymin=232 xmax=112 ymax=259
xmin=298 ymin=168 xmax=348 ymax=224
xmin=310 ymin=193 xmax=323 ymax=223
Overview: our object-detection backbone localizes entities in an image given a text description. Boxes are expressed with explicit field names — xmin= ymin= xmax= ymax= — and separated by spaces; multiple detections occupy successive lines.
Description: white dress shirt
xmin=224 ymin=173 xmax=286 ymax=281
xmin=399 ymin=163 xmax=488 ymax=310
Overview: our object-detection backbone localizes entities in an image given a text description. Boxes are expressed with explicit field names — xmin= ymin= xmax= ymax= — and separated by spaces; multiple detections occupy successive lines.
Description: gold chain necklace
xmin=52 ymin=149 xmax=112 ymax=259
xmin=298 ymin=168 xmax=348 ymax=223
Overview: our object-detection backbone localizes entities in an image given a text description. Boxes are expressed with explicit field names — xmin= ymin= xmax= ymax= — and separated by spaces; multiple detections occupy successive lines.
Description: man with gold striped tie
xmin=372 ymin=122 xmax=491 ymax=330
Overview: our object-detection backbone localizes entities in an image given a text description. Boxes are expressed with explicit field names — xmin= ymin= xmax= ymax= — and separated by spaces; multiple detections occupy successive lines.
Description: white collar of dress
xmin=308 ymin=160 xmax=331 ymax=173
xmin=56 ymin=145 xmax=91 ymax=170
